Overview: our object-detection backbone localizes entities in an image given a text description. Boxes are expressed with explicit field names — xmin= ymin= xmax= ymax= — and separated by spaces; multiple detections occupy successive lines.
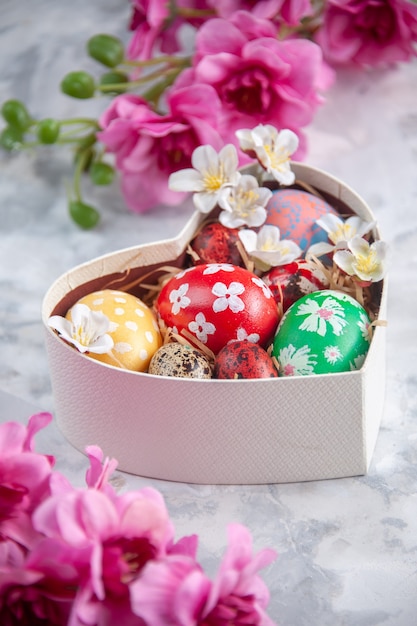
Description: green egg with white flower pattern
xmin=272 ymin=290 xmax=371 ymax=376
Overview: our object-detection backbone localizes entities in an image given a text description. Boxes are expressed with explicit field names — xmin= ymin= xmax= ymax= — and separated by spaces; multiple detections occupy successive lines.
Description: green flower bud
xmin=1 ymin=99 xmax=31 ymax=130
xmin=69 ymin=200 xmax=100 ymax=229
xmin=37 ymin=118 xmax=60 ymax=144
xmin=87 ymin=34 xmax=124 ymax=68
xmin=90 ymin=162 xmax=115 ymax=186
xmin=0 ymin=126 xmax=24 ymax=150
xmin=61 ymin=71 xmax=96 ymax=99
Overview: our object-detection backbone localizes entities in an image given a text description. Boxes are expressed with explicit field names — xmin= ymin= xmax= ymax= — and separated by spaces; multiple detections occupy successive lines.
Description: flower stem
xmin=121 ymin=54 xmax=191 ymax=68
xmin=73 ymin=146 xmax=92 ymax=202
xmin=59 ymin=118 xmax=99 ymax=127
xmin=96 ymin=62 xmax=190 ymax=94
xmin=142 ymin=67 xmax=185 ymax=105
xmin=176 ymin=7 xmax=215 ymax=18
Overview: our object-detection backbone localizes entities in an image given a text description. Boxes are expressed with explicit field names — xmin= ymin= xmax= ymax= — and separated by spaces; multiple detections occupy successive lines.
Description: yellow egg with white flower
xmin=66 ymin=289 xmax=162 ymax=371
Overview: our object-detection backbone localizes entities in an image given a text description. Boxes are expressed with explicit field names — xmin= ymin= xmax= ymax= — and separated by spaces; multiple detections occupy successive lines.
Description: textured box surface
xmin=42 ymin=163 xmax=387 ymax=484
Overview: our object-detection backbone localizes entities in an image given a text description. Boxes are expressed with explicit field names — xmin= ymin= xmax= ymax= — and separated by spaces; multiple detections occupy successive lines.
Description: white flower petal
xmin=278 ymin=128 xmax=299 ymax=153
xmin=218 ymin=211 xmax=246 ymax=229
xmin=88 ymin=334 xmax=115 ymax=354
xmin=191 ymin=144 xmax=219 ymax=172
xmin=168 ymin=169 xmax=205 ymax=192
xmin=238 ymin=229 xmax=258 ymax=252
xmin=193 ymin=190 xmax=219 ymax=214
xmin=218 ymin=143 xmax=239 ymax=176
xmin=333 ymin=250 xmax=356 ymax=276
xmin=257 ymin=224 xmax=282 ymax=249
xmin=306 ymin=242 xmax=336 ymax=259
xmin=271 ymin=165 xmax=295 ymax=186
xmin=347 ymin=235 xmax=371 ymax=257
xmin=235 ymin=128 xmax=256 ymax=152
xmin=48 ymin=315 xmax=73 ymax=338
xmin=316 ymin=213 xmax=343 ymax=235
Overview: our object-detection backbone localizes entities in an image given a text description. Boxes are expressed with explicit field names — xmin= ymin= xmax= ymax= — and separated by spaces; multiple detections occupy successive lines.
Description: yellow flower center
xmin=264 ymin=143 xmax=289 ymax=171
xmin=73 ymin=323 xmax=94 ymax=347
xmin=354 ymin=249 xmax=378 ymax=276
xmin=260 ymin=237 xmax=277 ymax=252
xmin=330 ymin=223 xmax=355 ymax=244
xmin=203 ymin=165 xmax=226 ymax=192
xmin=232 ymin=188 xmax=257 ymax=218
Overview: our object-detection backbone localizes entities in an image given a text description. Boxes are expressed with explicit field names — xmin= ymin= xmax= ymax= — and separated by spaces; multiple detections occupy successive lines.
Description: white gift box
xmin=42 ymin=163 xmax=387 ymax=484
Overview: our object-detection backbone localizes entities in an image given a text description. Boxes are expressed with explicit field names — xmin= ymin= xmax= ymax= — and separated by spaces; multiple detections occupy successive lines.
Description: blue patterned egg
xmin=272 ymin=290 xmax=371 ymax=376
xmin=265 ymin=188 xmax=338 ymax=252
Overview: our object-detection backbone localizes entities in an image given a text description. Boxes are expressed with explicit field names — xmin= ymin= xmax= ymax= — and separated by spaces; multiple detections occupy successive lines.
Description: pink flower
xmin=207 ymin=0 xmax=313 ymax=25
xmin=0 ymin=537 xmax=74 ymax=625
xmin=201 ymin=523 xmax=277 ymax=626
xmin=98 ymin=86 xmax=224 ymax=213
xmin=314 ymin=0 xmax=417 ymax=67
xmin=84 ymin=445 xmax=119 ymax=494
xmin=32 ymin=483 xmax=175 ymax=625
xmin=130 ymin=554 xmax=211 ymax=625
xmin=131 ymin=523 xmax=277 ymax=625
xmin=0 ymin=413 xmax=54 ymax=546
xmin=128 ymin=0 xmax=173 ymax=60
xmin=127 ymin=0 xmax=212 ymax=60
xmin=174 ymin=11 xmax=334 ymax=158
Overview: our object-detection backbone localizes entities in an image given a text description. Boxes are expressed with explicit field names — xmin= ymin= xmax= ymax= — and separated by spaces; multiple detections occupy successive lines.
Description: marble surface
xmin=1 ymin=1 xmax=417 ymax=624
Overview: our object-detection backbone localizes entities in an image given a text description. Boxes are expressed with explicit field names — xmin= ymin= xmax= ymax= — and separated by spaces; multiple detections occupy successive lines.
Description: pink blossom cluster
xmin=98 ymin=4 xmax=333 ymax=213
xmin=0 ymin=413 xmax=277 ymax=626
xmin=97 ymin=0 xmax=417 ymax=214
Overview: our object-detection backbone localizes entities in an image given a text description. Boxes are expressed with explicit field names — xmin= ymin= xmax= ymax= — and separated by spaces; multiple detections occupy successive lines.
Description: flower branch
xmin=1 ymin=0 xmax=417 ymax=228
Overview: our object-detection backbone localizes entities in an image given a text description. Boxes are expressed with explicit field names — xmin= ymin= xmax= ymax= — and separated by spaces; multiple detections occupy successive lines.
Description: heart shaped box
xmin=42 ymin=163 xmax=387 ymax=485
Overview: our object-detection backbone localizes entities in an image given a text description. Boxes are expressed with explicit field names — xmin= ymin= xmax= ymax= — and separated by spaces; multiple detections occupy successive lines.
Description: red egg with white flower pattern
xmin=262 ymin=259 xmax=329 ymax=312
xmin=156 ymin=263 xmax=280 ymax=355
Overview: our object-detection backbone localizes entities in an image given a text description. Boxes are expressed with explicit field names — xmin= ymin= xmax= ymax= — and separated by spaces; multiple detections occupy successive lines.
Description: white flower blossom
xmin=236 ymin=124 xmax=298 ymax=185
xmin=296 ymin=296 xmax=347 ymax=336
xmin=203 ymin=263 xmax=235 ymax=275
xmin=168 ymin=144 xmax=240 ymax=214
xmin=277 ymin=344 xmax=317 ymax=376
xmin=323 ymin=345 xmax=343 ymax=364
xmin=188 ymin=312 xmax=216 ymax=344
xmin=212 ymin=281 xmax=245 ymax=313
xmin=218 ymin=174 xmax=271 ymax=228
xmin=48 ymin=303 xmax=114 ymax=354
xmin=307 ymin=214 xmax=376 ymax=259
xmin=236 ymin=327 xmax=260 ymax=343
xmin=238 ymin=225 xmax=301 ymax=272
xmin=169 ymin=283 xmax=191 ymax=315
xmin=358 ymin=312 xmax=371 ymax=342
xmin=333 ymin=235 xmax=388 ymax=283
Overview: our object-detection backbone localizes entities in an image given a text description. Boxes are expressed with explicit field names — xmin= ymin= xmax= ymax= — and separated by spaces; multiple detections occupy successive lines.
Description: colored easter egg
xmin=262 ymin=259 xmax=329 ymax=312
xmin=156 ymin=263 xmax=280 ymax=355
xmin=190 ymin=222 xmax=243 ymax=266
xmin=265 ymin=188 xmax=338 ymax=252
xmin=272 ymin=290 xmax=371 ymax=376
xmin=214 ymin=341 xmax=278 ymax=379
xmin=67 ymin=289 xmax=162 ymax=371
xmin=148 ymin=342 xmax=212 ymax=379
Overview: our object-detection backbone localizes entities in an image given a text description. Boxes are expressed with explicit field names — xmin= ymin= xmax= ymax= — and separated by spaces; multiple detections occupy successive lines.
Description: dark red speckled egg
xmin=214 ymin=341 xmax=278 ymax=379
xmin=190 ymin=222 xmax=243 ymax=266
xmin=262 ymin=259 xmax=329 ymax=312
